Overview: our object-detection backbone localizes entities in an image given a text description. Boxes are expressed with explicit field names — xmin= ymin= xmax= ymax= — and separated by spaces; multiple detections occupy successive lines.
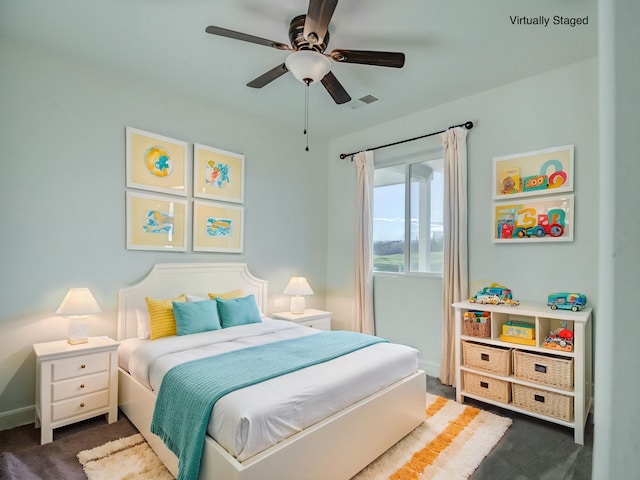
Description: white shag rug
xmin=77 ymin=393 xmax=511 ymax=480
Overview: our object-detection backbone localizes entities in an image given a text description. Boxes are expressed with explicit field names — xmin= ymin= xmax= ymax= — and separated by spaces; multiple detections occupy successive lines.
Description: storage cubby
xmin=453 ymin=300 xmax=592 ymax=444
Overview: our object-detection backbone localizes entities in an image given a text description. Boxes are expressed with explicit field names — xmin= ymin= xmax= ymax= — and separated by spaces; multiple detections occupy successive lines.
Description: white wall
xmin=327 ymin=58 xmax=598 ymax=377
xmin=0 ymin=39 xmax=330 ymax=426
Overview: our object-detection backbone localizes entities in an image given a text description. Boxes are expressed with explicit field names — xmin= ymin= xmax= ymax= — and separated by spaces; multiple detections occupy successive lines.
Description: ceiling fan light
xmin=285 ymin=50 xmax=331 ymax=84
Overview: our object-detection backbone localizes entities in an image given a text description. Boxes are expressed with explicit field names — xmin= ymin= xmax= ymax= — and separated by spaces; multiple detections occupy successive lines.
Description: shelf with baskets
xmin=452 ymin=300 xmax=592 ymax=444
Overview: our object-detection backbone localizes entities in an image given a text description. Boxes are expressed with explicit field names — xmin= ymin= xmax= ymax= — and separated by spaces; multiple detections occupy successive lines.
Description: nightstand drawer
xmin=298 ymin=318 xmax=331 ymax=330
xmin=52 ymin=352 xmax=109 ymax=381
xmin=52 ymin=371 xmax=109 ymax=402
xmin=52 ymin=390 xmax=109 ymax=422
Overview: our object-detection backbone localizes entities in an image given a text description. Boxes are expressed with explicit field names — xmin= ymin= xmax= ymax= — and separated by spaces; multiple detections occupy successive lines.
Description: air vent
xmin=359 ymin=94 xmax=379 ymax=104
xmin=351 ymin=94 xmax=380 ymax=110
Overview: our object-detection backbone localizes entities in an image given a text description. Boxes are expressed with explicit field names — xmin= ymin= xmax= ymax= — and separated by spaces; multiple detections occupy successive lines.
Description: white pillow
xmin=136 ymin=307 xmax=151 ymax=340
xmin=186 ymin=294 xmax=207 ymax=302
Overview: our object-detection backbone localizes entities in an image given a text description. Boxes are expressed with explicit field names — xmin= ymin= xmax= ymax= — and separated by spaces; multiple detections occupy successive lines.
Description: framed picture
xmin=126 ymin=191 xmax=188 ymax=251
xmin=492 ymin=145 xmax=574 ymax=200
xmin=493 ymin=194 xmax=574 ymax=243
xmin=126 ymin=127 xmax=188 ymax=196
xmin=193 ymin=143 xmax=244 ymax=204
xmin=193 ymin=200 xmax=244 ymax=253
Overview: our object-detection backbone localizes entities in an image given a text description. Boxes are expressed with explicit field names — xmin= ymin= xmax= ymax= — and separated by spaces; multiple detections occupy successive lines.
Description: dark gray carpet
xmin=0 ymin=413 xmax=137 ymax=480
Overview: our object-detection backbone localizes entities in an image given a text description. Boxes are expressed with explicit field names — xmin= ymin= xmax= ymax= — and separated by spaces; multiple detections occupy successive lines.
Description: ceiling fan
xmin=205 ymin=0 xmax=405 ymax=105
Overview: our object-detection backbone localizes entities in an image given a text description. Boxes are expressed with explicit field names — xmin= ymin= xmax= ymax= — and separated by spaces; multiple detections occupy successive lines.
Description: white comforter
xmin=122 ymin=320 xmax=419 ymax=462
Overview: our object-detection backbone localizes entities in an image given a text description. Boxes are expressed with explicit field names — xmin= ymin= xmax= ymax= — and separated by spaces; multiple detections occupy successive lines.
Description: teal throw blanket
xmin=150 ymin=331 xmax=388 ymax=480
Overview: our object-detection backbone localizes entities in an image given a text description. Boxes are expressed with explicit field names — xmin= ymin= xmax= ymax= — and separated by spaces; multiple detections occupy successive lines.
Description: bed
xmin=117 ymin=262 xmax=426 ymax=480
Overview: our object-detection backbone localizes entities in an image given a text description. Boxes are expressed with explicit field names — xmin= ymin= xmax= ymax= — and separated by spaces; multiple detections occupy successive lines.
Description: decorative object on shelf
xmin=547 ymin=292 xmax=587 ymax=311
xmin=193 ymin=144 xmax=245 ymax=204
xmin=492 ymin=145 xmax=574 ymax=200
xmin=192 ymin=200 xmax=244 ymax=253
xmin=283 ymin=276 xmax=314 ymax=314
xmin=544 ymin=321 xmax=574 ymax=351
xmin=125 ymin=127 xmax=188 ymax=197
xmin=126 ymin=191 xmax=188 ymax=252
xmin=493 ymin=194 xmax=574 ymax=243
xmin=469 ymin=283 xmax=519 ymax=306
xmin=56 ymin=288 xmax=101 ymax=344
xmin=502 ymin=321 xmax=535 ymax=340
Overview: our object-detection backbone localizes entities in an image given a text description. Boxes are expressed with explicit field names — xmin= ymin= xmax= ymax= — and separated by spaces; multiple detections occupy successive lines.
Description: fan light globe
xmin=285 ymin=50 xmax=331 ymax=84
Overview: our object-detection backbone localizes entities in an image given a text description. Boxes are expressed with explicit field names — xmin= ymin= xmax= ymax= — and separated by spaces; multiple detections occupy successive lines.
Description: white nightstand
xmin=33 ymin=336 xmax=119 ymax=444
xmin=272 ymin=309 xmax=332 ymax=331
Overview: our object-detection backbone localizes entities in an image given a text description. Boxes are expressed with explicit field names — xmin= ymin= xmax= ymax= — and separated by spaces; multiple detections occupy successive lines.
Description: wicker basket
xmin=512 ymin=383 xmax=573 ymax=422
xmin=463 ymin=313 xmax=491 ymax=338
xmin=513 ymin=350 xmax=574 ymax=390
xmin=463 ymin=371 xmax=511 ymax=404
xmin=463 ymin=341 xmax=512 ymax=376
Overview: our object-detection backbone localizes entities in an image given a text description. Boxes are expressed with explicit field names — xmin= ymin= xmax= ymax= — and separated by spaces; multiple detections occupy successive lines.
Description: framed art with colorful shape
xmin=492 ymin=145 xmax=574 ymax=200
xmin=126 ymin=127 xmax=188 ymax=197
xmin=493 ymin=194 xmax=574 ymax=243
xmin=193 ymin=144 xmax=244 ymax=204
xmin=193 ymin=200 xmax=244 ymax=253
xmin=126 ymin=191 xmax=188 ymax=251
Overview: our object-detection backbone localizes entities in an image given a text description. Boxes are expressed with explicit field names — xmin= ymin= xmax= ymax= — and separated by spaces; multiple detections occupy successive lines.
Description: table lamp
xmin=56 ymin=288 xmax=101 ymax=344
xmin=283 ymin=277 xmax=314 ymax=314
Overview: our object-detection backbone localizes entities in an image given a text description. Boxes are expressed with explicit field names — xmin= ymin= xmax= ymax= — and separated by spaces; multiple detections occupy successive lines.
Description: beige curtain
xmin=353 ymin=151 xmax=375 ymax=334
xmin=439 ymin=127 xmax=469 ymax=386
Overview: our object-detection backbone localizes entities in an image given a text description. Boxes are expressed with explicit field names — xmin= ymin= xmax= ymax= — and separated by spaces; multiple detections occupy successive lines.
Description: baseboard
xmin=0 ymin=405 xmax=35 ymax=431
xmin=419 ymin=359 xmax=440 ymax=379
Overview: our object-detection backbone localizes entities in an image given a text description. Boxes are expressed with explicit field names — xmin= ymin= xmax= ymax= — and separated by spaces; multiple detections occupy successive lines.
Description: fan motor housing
xmin=289 ymin=15 xmax=329 ymax=53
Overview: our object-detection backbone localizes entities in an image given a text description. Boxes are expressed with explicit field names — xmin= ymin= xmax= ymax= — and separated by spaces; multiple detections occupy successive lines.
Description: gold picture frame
xmin=192 ymin=200 xmax=244 ymax=253
xmin=126 ymin=127 xmax=188 ymax=196
xmin=126 ymin=191 xmax=188 ymax=251
xmin=193 ymin=143 xmax=244 ymax=204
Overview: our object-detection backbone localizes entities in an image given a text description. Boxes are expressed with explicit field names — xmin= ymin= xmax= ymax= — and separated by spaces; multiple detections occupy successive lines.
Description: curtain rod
xmin=339 ymin=121 xmax=474 ymax=160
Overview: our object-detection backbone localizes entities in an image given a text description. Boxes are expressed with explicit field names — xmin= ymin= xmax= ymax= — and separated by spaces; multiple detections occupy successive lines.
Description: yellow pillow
xmin=145 ymin=294 xmax=186 ymax=340
xmin=208 ymin=289 xmax=244 ymax=301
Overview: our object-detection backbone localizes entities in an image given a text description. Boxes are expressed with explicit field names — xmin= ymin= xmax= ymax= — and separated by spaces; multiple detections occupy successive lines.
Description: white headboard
xmin=117 ymin=263 xmax=268 ymax=340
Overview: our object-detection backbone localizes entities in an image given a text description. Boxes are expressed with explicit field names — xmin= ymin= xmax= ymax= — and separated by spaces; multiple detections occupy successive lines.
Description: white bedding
xmin=120 ymin=320 xmax=419 ymax=462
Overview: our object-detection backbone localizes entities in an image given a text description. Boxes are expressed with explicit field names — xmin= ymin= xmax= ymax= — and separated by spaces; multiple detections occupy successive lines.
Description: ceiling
xmin=0 ymin=0 xmax=597 ymax=138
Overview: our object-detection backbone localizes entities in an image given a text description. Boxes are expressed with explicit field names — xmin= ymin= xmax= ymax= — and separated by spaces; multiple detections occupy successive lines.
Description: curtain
xmin=353 ymin=151 xmax=375 ymax=335
xmin=439 ymin=127 xmax=469 ymax=386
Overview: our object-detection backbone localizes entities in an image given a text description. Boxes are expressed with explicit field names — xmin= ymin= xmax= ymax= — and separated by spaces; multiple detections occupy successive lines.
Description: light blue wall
xmin=0 ymin=39 xmax=329 ymax=422
xmin=327 ymin=58 xmax=598 ymax=377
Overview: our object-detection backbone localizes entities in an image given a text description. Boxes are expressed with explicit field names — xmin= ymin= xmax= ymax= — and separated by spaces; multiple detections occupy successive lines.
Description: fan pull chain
xmin=304 ymin=79 xmax=310 ymax=151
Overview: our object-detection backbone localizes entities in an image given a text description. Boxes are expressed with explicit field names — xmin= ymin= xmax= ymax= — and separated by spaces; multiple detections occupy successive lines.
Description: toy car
xmin=547 ymin=292 xmax=587 ymax=311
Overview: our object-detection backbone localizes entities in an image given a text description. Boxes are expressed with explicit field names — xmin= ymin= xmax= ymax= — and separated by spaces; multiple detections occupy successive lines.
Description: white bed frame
xmin=117 ymin=262 xmax=426 ymax=480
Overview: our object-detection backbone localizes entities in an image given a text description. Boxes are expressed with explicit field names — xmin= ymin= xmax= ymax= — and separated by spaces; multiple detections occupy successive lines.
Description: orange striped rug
xmin=352 ymin=393 xmax=512 ymax=480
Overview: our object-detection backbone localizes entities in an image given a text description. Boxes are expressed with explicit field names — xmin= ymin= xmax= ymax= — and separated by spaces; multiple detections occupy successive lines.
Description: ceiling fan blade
xmin=330 ymin=49 xmax=405 ymax=68
xmin=205 ymin=26 xmax=291 ymax=51
xmin=247 ymin=63 xmax=289 ymax=88
xmin=321 ymin=71 xmax=351 ymax=104
xmin=303 ymin=0 xmax=338 ymax=46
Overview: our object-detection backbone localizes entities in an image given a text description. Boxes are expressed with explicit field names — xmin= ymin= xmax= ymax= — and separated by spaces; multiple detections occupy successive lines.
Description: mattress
xmin=120 ymin=320 xmax=419 ymax=462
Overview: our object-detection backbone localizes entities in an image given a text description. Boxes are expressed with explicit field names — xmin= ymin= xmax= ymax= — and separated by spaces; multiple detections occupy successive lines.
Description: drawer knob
xmin=80 ymin=402 xmax=85 ymax=408
xmin=80 ymin=384 xmax=85 ymax=389
xmin=80 ymin=364 xmax=86 ymax=369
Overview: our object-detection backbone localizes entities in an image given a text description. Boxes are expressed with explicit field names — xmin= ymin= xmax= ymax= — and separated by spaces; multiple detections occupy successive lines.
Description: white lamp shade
xmin=285 ymin=50 xmax=331 ymax=84
xmin=56 ymin=288 xmax=101 ymax=316
xmin=283 ymin=277 xmax=314 ymax=296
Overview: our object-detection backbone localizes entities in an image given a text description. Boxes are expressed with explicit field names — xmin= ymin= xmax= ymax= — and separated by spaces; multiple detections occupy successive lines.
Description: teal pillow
xmin=216 ymin=294 xmax=262 ymax=328
xmin=172 ymin=300 xmax=221 ymax=336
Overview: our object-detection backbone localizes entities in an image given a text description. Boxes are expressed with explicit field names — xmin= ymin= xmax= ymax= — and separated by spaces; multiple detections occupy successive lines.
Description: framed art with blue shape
xmin=126 ymin=191 xmax=188 ymax=251
xmin=193 ymin=143 xmax=244 ymax=204
xmin=493 ymin=194 xmax=574 ymax=243
xmin=126 ymin=127 xmax=188 ymax=197
xmin=193 ymin=200 xmax=244 ymax=253
xmin=492 ymin=145 xmax=574 ymax=200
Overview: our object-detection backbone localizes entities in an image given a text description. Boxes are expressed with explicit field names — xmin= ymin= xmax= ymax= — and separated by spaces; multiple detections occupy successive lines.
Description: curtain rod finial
xmin=464 ymin=121 xmax=474 ymax=129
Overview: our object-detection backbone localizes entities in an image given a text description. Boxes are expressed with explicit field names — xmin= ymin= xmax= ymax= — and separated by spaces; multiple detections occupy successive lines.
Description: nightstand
xmin=33 ymin=336 xmax=119 ymax=444
xmin=272 ymin=309 xmax=332 ymax=331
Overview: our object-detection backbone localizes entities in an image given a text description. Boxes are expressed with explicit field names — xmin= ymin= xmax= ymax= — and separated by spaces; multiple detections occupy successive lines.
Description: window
xmin=373 ymin=157 xmax=444 ymax=274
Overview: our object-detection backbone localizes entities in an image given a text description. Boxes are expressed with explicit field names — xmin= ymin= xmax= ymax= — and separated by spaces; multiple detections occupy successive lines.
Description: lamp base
xmin=68 ymin=317 xmax=89 ymax=345
xmin=290 ymin=296 xmax=306 ymax=314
